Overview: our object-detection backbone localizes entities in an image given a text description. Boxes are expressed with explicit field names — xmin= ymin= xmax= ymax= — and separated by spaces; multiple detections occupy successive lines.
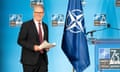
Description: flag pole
xmin=73 ymin=68 xmax=74 ymax=72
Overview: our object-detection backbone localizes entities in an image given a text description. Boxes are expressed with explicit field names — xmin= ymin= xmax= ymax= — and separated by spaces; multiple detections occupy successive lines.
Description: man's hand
xmin=34 ymin=45 xmax=44 ymax=54
xmin=34 ymin=45 xmax=41 ymax=51
xmin=34 ymin=45 xmax=50 ymax=53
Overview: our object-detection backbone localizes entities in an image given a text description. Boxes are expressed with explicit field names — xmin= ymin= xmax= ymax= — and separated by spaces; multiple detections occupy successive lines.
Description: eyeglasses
xmin=34 ymin=12 xmax=44 ymax=14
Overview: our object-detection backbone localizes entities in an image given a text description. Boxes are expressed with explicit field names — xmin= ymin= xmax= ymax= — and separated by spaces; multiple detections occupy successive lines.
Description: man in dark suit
xmin=17 ymin=5 xmax=49 ymax=72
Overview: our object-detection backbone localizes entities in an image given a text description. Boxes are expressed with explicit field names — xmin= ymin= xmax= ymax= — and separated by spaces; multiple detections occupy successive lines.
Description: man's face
xmin=33 ymin=5 xmax=44 ymax=22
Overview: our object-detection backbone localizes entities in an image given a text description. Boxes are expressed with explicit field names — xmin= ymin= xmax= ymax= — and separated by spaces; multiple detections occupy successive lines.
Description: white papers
xmin=39 ymin=40 xmax=56 ymax=49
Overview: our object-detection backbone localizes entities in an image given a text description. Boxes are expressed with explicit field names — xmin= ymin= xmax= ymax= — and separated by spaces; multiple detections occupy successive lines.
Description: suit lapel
xmin=31 ymin=20 xmax=40 ymax=42
xmin=42 ymin=22 xmax=47 ymax=40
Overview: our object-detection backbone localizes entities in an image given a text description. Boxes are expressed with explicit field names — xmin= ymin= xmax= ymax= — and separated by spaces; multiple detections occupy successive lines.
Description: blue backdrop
xmin=1 ymin=0 xmax=120 ymax=72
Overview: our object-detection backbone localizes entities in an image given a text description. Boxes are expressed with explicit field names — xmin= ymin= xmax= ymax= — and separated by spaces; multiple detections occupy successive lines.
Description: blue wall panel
xmin=1 ymin=0 xmax=120 ymax=72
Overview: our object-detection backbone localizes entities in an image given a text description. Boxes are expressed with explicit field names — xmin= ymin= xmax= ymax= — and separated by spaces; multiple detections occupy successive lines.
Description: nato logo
xmin=9 ymin=14 xmax=23 ymax=27
xmin=110 ymin=49 xmax=120 ymax=65
xmin=94 ymin=14 xmax=107 ymax=26
xmin=116 ymin=0 xmax=120 ymax=6
xmin=99 ymin=48 xmax=120 ymax=70
xmin=52 ymin=14 xmax=64 ymax=27
xmin=99 ymin=48 xmax=110 ymax=59
xmin=30 ymin=0 xmax=43 ymax=7
xmin=66 ymin=9 xmax=84 ymax=33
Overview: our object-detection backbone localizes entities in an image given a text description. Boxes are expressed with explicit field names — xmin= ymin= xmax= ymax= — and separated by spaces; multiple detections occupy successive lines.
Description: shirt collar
xmin=34 ymin=19 xmax=42 ymax=24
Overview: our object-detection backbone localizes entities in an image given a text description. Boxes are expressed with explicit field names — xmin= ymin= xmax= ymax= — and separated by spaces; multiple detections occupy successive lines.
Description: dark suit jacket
xmin=17 ymin=19 xmax=48 ymax=65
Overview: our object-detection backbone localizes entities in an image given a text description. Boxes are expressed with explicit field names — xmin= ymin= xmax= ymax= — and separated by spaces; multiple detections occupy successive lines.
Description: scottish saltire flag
xmin=62 ymin=0 xmax=90 ymax=72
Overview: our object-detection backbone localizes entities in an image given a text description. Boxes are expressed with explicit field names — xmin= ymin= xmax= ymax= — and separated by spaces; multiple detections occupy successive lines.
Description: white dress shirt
xmin=34 ymin=19 xmax=44 ymax=39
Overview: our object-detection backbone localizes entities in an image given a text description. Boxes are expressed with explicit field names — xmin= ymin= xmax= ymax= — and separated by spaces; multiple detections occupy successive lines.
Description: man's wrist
xmin=34 ymin=45 xmax=39 ymax=51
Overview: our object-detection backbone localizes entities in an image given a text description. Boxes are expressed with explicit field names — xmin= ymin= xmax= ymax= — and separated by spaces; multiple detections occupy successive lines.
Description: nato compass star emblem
xmin=66 ymin=9 xmax=84 ymax=33
xmin=99 ymin=48 xmax=110 ymax=59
